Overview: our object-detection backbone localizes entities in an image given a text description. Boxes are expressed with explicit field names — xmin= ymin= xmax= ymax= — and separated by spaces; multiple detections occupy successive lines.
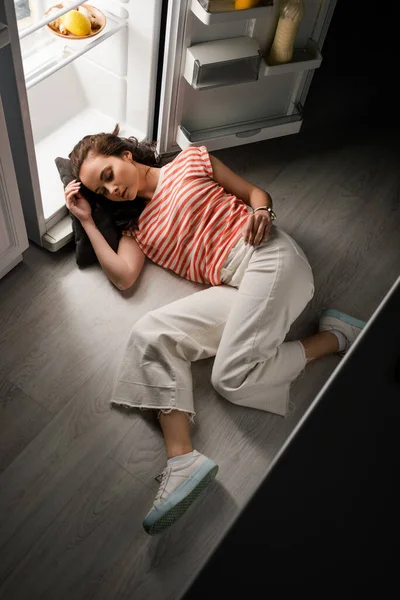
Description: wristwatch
xmin=253 ymin=206 xmax=277 ymax=221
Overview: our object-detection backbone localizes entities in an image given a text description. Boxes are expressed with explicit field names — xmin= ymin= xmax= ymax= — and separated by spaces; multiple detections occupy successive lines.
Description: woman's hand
xmin=242 ymin=210 xmax=272 ymax=246
xmin=65 ymin=180 xmax=92 ymax=223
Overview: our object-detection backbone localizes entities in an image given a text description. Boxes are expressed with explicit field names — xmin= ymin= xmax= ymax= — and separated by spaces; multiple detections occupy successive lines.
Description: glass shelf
xmin=20 ymin=10 xmax=125 ymax=89
xmin=14 ymin=0 xmax=86 ymax=39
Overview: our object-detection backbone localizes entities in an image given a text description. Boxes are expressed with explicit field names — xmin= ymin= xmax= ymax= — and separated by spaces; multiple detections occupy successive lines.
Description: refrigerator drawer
xmin=177 ymin=111 xmax=302 ymax=151
xmin=183 ymin=36 xmax=261 ymax=90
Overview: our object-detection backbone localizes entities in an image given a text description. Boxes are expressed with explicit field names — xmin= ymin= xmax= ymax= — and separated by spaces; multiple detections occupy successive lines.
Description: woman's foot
xmin=143 ymin=450 xmax=219 ymax=535
xmin=319 ymin=309 xmax=366 ymax=356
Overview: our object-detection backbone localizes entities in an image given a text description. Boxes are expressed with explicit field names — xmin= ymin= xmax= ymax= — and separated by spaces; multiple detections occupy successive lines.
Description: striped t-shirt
xmin=123 ymin=146 xmax=250 ymax=285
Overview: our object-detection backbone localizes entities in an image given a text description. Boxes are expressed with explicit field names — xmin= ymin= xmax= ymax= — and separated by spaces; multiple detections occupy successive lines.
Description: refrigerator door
xmin=157 ymin=0 xmax=337 ymax=155
xmin=1 ymin=0 xmax=45 ymax=247
xmin=0 ymin=92 xmax=29 ymax=279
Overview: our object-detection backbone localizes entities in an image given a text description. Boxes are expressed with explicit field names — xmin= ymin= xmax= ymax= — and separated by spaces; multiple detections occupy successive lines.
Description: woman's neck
xmin=136 ymin=163 xmax=161 ymax=200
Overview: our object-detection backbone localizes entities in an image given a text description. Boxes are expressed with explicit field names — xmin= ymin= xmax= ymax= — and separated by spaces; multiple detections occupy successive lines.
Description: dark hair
xmin=69 ymin=124 xmax=160 ymax=231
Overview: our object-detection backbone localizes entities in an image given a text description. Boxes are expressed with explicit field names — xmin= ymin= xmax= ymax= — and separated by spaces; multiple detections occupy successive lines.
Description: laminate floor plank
xmin=0 ymin=357 xmax=137 ymax=586
xmin=0 ymin=379 xmax=53 ymax=474
xmin=0 ymin=458 xmax=152 ymax=600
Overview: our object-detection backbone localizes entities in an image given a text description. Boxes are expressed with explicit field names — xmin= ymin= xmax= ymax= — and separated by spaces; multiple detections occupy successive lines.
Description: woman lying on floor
xmin=65 ymin=125 xmax=365 ymax=535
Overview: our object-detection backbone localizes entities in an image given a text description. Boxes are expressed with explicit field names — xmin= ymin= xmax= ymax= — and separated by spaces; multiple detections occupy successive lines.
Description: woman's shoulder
xmin=170 ymin=145 xmax=208 ymax=163
xmin=170 ymin=145 xmax=211 ymax=171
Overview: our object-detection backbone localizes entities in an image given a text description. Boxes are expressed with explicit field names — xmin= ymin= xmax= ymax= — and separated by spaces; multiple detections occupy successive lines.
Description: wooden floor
xmin=1 ymin=39 xmax=399 ymax=600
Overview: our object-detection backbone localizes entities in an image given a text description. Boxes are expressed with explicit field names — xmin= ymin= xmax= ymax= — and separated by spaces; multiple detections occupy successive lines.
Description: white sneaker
xmin=143 ymin=450 xmax=219 ymax=535
xmin=319 ymin=309 xmax=366 ymax=355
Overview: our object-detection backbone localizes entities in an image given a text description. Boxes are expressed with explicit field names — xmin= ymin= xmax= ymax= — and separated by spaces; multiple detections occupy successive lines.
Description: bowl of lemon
xmin=46 ymin=3 xmax=106 ymax=39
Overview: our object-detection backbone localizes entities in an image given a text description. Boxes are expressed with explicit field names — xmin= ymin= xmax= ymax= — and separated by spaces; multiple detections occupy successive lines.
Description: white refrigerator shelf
xmin=190 ymin=0 xmax=274 ymax=25
xmin=23 ymin=12 xmax=126 ymax=90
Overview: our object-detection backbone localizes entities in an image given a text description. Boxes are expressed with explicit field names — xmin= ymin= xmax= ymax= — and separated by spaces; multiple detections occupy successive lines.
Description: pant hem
xmin=110 ymin=399 xmax=196 ymax=422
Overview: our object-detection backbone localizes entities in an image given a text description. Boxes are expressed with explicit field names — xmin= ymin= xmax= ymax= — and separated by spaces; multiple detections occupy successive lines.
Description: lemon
xmin=60 ymin=10 xmax=91 ymax=36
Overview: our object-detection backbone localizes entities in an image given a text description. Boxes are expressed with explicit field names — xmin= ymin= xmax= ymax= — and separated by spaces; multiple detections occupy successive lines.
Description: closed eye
xmin=96 ymin=167 xmax=114 ymax=195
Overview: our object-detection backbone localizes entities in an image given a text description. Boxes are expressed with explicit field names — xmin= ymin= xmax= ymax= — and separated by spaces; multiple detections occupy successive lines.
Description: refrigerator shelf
xmin=177 ymin=110 xmax=302 ymax=151
xmin=22 ymin=12 xmax=125 ymax=90
xmin=42 ymin=215 xmax=74 ymax=252
xmin=191 ymin=0 xmax=273 ymax=24
xmin=263 ymin=39 xmax=322 ymax=75
xmin=19 ymin=0 xmax=93 ymax=40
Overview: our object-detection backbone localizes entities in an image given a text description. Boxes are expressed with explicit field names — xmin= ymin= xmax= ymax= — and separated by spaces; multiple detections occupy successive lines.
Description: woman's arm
xmin=65 ymin=180 xmax=145 ymax=290
xmin=82 ymin=220 xmax=145 ymax=291
xmin=209 ymin=154 xmax=272 ymax=211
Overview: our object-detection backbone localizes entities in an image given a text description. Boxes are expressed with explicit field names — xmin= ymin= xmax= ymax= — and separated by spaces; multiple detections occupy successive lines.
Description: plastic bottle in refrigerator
xmin=268 ymin=0 xmax=305 ymax=65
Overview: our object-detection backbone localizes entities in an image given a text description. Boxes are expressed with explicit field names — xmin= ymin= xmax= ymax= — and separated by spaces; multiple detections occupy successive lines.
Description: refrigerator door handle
xmin=236 ymin=129 xmax=262 ymax=138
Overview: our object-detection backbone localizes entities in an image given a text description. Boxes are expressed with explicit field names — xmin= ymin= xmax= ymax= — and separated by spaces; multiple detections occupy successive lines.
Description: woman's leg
xmin=301 ymin=331 xmax=339 ymax=362
xmin=211 ymin=229 xmax=365 ymax=415
xmin=111 ymin=285 xmax=236 ymax=417
xmin=159 ymin=411 xmax=193 ymax=459
xmin=111 ymin=285 xmax=236 ymax=534
xmin=211 ymin=228 xmax=316 ymax=416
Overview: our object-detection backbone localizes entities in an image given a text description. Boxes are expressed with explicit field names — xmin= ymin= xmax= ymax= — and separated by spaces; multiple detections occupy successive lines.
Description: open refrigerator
xmin=1 ymin=0 xmax=336 ymax=253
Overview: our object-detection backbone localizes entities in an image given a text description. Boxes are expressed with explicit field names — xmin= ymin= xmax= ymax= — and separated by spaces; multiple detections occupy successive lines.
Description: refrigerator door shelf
xmin=178 ymin=109 xmax=303 ymax=151
xmin=191 ymin=0 xmax=273 ymax=25
xmin=264 ymin=39 xmax=323 ymax=76
xmin=184 ymin=36 xmax=262 ymax=90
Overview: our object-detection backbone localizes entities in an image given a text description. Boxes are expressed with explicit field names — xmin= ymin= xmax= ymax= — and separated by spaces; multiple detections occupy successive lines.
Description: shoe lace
xmin=154 ymin=468 xmax=169 ymax=501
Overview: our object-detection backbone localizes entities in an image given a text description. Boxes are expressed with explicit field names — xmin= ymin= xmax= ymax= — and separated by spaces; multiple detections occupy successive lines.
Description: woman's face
xmin=79 ymin=151 xmax=139 ymax=201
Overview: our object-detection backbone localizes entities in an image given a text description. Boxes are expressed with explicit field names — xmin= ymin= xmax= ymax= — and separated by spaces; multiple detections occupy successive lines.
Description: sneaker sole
xmin=321 ymin=309 xmax=366 ymax=330
xmin=144 ymin=463 xmax=219 ymax=536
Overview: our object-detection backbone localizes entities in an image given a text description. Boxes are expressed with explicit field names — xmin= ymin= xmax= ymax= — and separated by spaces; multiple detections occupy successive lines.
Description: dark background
xmin=181 ymin=1 xmax=400 ymax=597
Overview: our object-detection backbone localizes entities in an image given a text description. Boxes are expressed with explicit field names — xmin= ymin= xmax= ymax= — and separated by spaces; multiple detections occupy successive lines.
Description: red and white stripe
xmin=124 ymin=146 xmax=249 ymax=285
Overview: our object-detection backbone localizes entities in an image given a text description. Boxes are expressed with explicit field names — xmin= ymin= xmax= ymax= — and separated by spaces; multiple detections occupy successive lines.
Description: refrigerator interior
xmin=10 ymin=0 xmax=335 ymax=251
xmin=12 ymin=0 xmax=162 ymax=248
